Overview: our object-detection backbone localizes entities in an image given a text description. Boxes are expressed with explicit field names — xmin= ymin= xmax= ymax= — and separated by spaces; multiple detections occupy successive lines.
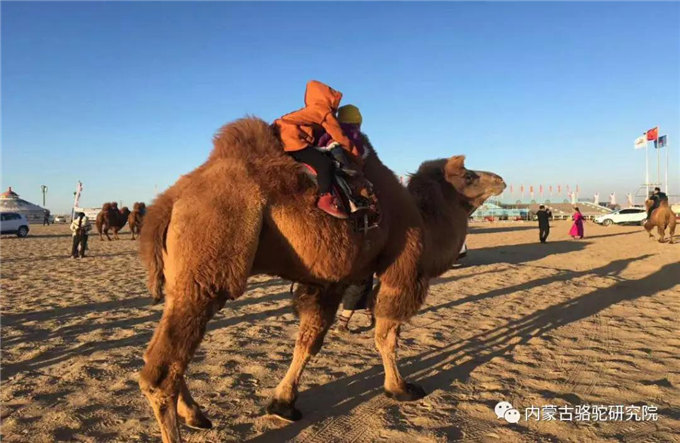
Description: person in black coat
xmin=536 ymin=205 xmax=552 ymax=243
xmin=647 ymin=187 xmax=668 ymax=219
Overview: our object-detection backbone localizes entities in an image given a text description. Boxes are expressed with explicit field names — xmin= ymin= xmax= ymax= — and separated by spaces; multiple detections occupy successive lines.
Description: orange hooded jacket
xmin=274 ymin=81 xmax=362 ymax=162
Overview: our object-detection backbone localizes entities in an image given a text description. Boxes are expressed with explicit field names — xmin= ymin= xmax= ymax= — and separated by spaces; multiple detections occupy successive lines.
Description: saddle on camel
xmin=273 ymin=80 xmax=379 ymax=229
xmin=138 ymin=107 xmax=506 ymax=442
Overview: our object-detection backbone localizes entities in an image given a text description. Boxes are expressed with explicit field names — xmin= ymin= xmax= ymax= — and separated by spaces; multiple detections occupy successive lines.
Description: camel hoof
xmin=181 ymin=413 xmax=212 ymax=430
xmin=266 ymin=399 xmax=302 ymax=422
xmin=384 ymin=382 xmax=427 ymax=402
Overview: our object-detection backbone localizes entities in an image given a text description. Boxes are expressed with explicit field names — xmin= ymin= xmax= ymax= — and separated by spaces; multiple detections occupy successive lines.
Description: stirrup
xmin=349 ymin=199 xmax=371 ymax=213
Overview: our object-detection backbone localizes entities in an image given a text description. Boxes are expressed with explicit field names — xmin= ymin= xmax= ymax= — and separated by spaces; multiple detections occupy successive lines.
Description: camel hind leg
xmin=140 ymin=181 xmax=264 ymax=442
xmin=267 ymin=283 xmax=345 ymax=421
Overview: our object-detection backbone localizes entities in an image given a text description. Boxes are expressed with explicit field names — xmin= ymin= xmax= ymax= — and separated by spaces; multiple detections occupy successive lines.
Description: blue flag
xmin=658 ymin=134 xmax=667 ymax=148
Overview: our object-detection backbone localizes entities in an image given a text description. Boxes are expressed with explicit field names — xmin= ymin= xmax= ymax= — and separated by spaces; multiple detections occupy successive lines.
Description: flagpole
xmin=665 ymin=138 xmax=669 ymax=193
xmin=645 ymin=141 xmax=649 ymax=196
xmin=657 ymin=136 xmax=661 ymax=187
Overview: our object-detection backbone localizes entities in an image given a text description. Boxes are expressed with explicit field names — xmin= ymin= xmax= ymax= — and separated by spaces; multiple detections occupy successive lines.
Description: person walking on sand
xmin=70 ymin=211 xmax=91 ymax=258
xmin=536 ymin=205 xmax=551 ymax=243
xmin=569 ymin=207 xmax=585 ymax=240
xmin=43 ymin=210 xmax=50 ymax=226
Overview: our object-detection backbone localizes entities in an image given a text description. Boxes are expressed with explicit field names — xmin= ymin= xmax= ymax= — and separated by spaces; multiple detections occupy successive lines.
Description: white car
xmin=594 ymin=208 xmax=647 ymax=226
xmin=1 ymin=212 xmax=30 ymax=237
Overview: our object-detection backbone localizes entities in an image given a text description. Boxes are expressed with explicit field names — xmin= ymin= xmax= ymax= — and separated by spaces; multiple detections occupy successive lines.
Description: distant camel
xmin=96 ymin=202 xmax=131 ymax=241
xmin=128 ymin=202 xmax=146 ymax=240
xmin=138 ymin=117 xmax=505 ymax=442
xmin=644 ymin=199 xmax=676 ymax=243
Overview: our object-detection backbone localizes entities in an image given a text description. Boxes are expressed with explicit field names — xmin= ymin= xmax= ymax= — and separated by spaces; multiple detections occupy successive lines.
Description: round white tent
xmin=0 ymin=187 xmax=48 ymax=223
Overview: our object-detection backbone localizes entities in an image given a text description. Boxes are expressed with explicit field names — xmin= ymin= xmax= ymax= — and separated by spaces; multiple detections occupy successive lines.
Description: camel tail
xmin=139 ymin=192 xmax=174 ymax=303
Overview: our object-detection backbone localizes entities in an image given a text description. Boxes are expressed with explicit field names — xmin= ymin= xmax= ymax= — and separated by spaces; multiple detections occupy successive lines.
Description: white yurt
xmin=0 ymin=187 xmax=48 ymax=223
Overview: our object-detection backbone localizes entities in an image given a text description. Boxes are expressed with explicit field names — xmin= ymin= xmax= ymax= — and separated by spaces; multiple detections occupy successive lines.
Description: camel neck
xmin=407 ymin=179 xmax=469 ymax=277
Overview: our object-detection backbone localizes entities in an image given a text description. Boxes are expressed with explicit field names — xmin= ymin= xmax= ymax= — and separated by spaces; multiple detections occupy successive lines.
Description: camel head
xmin=120 ymin=207 xmax=131 ymax=217
xmin=443 ymin=155 xmax=506 ymax=210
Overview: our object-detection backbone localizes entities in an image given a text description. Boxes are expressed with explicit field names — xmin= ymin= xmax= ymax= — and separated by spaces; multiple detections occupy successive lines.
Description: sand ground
xmin=1 ymin=220 xmax=679 ymax=442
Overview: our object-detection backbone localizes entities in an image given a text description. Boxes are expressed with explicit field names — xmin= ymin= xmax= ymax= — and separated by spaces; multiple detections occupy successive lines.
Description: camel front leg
xmin=267 ymin=283 xmax=344 ymax=421
xmin=657 ymin=225 xmax=666 ymax=243
xmin=374 ymin=317 xmax=426 ymax=401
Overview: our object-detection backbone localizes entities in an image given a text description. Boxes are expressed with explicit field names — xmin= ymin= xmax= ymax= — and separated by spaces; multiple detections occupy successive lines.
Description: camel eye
xmin=464 ymin=172 xmax=476 ymax=184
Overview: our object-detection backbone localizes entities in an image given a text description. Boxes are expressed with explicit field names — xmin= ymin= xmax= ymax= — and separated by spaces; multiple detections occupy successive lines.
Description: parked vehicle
xmin=53 ymin=215 xmax=69 ymax=223
xmin=594 ymin=208 xmax=646 ymax=226
xmin=0 ymin=212 xmax=30 ymax=237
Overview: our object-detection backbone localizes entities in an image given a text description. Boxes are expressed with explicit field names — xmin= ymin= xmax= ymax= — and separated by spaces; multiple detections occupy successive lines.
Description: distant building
xmin=472 ymin=202 xmax=529 ymax=220
xmin=0 ymin=187 xmax=48 ymax=223
xmin=74 ymin=206 xmax=102 ymax=220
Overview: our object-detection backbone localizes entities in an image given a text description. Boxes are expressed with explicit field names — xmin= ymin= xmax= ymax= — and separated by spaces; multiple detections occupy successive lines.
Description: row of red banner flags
xmin=506 ymin=185 xmax=579 ymax=195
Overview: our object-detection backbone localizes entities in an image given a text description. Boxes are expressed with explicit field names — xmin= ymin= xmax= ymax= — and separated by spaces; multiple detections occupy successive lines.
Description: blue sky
xmin=2 ymin=1 xmax=679 ymax=213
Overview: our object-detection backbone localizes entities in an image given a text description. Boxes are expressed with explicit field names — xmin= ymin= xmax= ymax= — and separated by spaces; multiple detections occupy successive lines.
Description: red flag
xmin=520 ymin=185 xmax=524 ymax=193
xmin=530 ymin=185 xmax=534 ymax=193
xmin=549 ymin=185 xmax=553 ymax=193
xmin=557 ymin=185 xmax=561 ymax=194
xmin=576 ymin=185 xmax=580 ymax=193
xmin=510 ymin=185 xmax=513 ymax=194
xmin=539 ymin=185 xmax=543 ymax=195
xmin=567 ymin=185 xmax=571 ymax=193
xmin=646 ymin=127 xmax=659 ymax=141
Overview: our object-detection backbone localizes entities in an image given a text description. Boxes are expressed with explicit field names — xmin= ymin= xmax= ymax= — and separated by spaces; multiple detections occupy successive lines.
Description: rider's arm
xmin=320 ymin=112 xmax=362 ymax=164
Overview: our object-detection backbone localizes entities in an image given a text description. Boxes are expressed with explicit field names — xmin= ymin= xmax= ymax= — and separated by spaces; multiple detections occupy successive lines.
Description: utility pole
xmin=40 ymin=184 xmax=48 ymax=207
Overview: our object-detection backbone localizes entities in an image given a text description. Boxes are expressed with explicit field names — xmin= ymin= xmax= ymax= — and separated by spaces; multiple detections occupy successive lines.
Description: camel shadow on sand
xmin=250 ymin=257 xmax=677 ymax=442
xmin=464 ymin=229 xmax=640 ymax=267
xmin=468 ymin=225 xmax=537 ymax=234
xmin=0 ymin=287 xmax=294 ymax=379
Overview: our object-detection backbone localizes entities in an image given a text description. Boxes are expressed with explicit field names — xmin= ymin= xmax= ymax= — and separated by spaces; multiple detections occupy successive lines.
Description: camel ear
xmin=444 ymin=155 xmax=466 ymax=179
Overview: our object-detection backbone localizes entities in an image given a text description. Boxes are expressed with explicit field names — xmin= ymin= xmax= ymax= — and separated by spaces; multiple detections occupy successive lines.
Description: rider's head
xmin=654 ymin=187 xmax=661 ymax=193
xmin=338 ymin=105 xmax=362 ymax=127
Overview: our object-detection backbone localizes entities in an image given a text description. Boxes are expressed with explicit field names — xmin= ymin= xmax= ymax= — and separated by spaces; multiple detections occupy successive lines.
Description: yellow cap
xmin=338 ymin=104 xmax=362 ymax=125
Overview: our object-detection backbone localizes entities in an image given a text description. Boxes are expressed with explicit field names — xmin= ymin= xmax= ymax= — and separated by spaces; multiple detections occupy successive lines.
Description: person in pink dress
xmin=569 ymin=207 xmax=585 ymax=239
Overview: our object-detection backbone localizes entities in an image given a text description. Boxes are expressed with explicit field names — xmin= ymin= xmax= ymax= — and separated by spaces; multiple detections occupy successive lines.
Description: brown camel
xmin=644 ymin=199 xmax=676 ymax=243
xmin=96 ymin=202 xmax=131 ymax=240
xmin=138 ymin=117 xmax=505 ymax=442
xmin=128 ymin=202 xmax=146 ymax=240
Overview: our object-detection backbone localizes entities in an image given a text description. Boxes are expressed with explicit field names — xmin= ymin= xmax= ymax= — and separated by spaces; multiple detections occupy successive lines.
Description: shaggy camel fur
xmin=138 ymin=117 xmax=505 ymax=442
xmin=128 ymin=202 xmax=146 ymax=240
xmin=644 ymin=199 xmax=676 ymax=243
xmin=96 ymin=202 xmax=131 ymax=241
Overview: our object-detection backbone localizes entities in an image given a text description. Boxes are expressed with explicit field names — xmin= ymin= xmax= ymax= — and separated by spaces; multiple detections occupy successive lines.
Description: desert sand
xmin=1 ymin=220 xmax=679 ymax=442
